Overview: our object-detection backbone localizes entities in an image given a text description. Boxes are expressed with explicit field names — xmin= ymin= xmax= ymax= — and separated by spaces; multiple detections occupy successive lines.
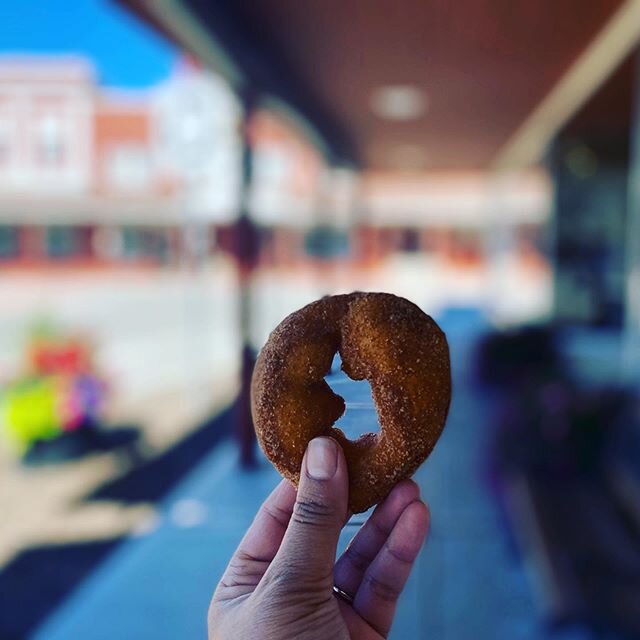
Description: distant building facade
xmin=0 ymin=57 xmax=238 ymax=265
xmin=0 ymin=56 xmax=550 ymax=272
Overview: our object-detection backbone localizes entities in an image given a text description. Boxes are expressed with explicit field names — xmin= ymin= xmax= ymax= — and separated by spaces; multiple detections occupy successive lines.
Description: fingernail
xmin=306 ymin=437 xmax=338 ymax=480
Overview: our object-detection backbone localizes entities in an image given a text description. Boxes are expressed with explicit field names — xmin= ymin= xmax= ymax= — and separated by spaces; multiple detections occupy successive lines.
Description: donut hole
xmin=324 ymin=354 xmax=380 ymax=441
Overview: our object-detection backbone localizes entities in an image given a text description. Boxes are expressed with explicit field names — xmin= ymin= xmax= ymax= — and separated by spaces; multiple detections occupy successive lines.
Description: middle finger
xmin=333 ymin=479 xmax=421 ymax=596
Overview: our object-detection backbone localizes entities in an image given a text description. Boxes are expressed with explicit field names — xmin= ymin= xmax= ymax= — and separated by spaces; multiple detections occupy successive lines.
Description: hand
xmin=208 ymin=437 xmax=429 ymax=639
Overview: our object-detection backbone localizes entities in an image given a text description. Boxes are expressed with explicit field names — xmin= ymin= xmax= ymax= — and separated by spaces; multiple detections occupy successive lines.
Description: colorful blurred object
xmin=1 ymin=377 xmax=60 ymax=453
xmin=28 ymin=337 xmax=91 ymax=378
xmin=0 ymin=326 xmax=107 ymax=455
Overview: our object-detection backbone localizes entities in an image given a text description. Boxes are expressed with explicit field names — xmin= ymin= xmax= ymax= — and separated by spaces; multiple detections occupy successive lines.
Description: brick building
xmin=0 ymin=57 xmax=234 ymax=265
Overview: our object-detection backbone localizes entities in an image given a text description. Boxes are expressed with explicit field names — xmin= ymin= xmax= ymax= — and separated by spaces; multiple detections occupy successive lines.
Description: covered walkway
xmin=35 ymin=311 xmax=559 ymax=640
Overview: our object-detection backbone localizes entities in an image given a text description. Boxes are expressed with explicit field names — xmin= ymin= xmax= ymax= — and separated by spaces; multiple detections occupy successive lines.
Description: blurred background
xmin=0 ymin=1 xmax=639 ymax=638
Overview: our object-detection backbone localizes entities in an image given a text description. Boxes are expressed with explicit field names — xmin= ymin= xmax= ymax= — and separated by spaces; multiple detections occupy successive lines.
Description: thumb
xmin=270 ymin=437 xmax=349 ymax=584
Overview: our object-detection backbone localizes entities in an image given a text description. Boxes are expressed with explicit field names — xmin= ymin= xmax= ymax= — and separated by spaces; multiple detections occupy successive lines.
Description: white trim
xmin=145 ymin=0 xmax=244 ymax=88
xmin=493 ymin=0 xmax=640 ymax=170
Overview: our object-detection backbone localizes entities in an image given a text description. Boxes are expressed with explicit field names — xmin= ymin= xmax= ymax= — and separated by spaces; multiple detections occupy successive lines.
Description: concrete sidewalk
xmin=34 ymin=311 xmax=545 ymax=640
xmin=0 ymin=377 xmax=236 ymax=569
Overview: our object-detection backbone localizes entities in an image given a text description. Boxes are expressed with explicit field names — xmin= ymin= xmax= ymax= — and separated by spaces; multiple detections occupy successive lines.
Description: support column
xmin=233 ymin=92 xmax=260 ymax=468
xmin=624 ymin=48 xmax=640 ymax=381
xmin=486 ymin=172 xmax=519 ymax=323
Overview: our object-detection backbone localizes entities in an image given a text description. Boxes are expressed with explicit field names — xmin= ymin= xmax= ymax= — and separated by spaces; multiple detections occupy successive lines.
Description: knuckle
xmin=292 ymin=496 xmax=336 ymax=526
xmin=345 ymin=544 xmax=373 ymax=573
xmin=385 ymin=543 xmax=413 ymax=566
xmin=366 ymin=574 xmax=401 ymax=603
xmin=213 ymin=552 xmax=268 ymax=602
xmin=228 ymin=552 xmax=265 ymax=577
xmin=261 ymin=501 xmax=292 ymax=529
xmin=226 ymin=556 xmax=250 ymax=578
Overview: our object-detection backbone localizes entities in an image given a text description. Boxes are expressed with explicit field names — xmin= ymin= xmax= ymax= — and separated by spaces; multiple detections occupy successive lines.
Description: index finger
xmin=237 ymin=479 xmax=297 ymax=562
xmin=334 ymin=480 xmax=421 ymax=596
xmin=216 ymin=480 xmax=296 ymax=601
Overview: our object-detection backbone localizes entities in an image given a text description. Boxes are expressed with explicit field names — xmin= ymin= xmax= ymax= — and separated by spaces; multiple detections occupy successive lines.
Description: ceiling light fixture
xmin=370 ymin=85 xmax=427 ymax=121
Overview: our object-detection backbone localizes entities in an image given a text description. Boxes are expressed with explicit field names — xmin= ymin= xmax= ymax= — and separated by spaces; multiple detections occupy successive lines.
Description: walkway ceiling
xmin=122 ymin=0 xmax=638 ymax=171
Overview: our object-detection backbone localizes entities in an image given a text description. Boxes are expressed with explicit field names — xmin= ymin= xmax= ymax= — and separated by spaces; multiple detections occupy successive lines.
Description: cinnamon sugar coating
xmin=251 ymin=292 xmax=451 ymax=513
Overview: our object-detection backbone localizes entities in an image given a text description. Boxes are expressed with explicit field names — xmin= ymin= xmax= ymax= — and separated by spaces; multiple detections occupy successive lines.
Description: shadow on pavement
xmin=0 ymin=405 xmax=234 ymax=639
xmin=85 ymin=405 xmax=234 ymax=504
xmin=0 ymin=539 xmax=119 ymax=640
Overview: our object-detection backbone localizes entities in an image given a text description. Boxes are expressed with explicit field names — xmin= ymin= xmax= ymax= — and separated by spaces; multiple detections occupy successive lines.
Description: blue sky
xmin=0 ymin=0 xmax=179 ymax=88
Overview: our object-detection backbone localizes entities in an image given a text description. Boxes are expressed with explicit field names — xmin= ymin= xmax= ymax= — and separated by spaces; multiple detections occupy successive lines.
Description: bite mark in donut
xmin=251 ymin=292 xmax=451 ymax=513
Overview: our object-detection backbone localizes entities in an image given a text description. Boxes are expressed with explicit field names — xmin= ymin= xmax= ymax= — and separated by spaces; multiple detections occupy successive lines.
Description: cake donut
xmin=251 ymin=292 xmax=451 ymax=513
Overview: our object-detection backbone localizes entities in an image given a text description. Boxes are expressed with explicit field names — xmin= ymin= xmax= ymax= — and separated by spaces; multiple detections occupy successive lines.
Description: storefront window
xmin=0 ymin=225 xmax=19 ymax=259
xmin=46 ymin=226 xmax=76 ymax=259
xmin=37 ymin=116 xmax=66 ymax=166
